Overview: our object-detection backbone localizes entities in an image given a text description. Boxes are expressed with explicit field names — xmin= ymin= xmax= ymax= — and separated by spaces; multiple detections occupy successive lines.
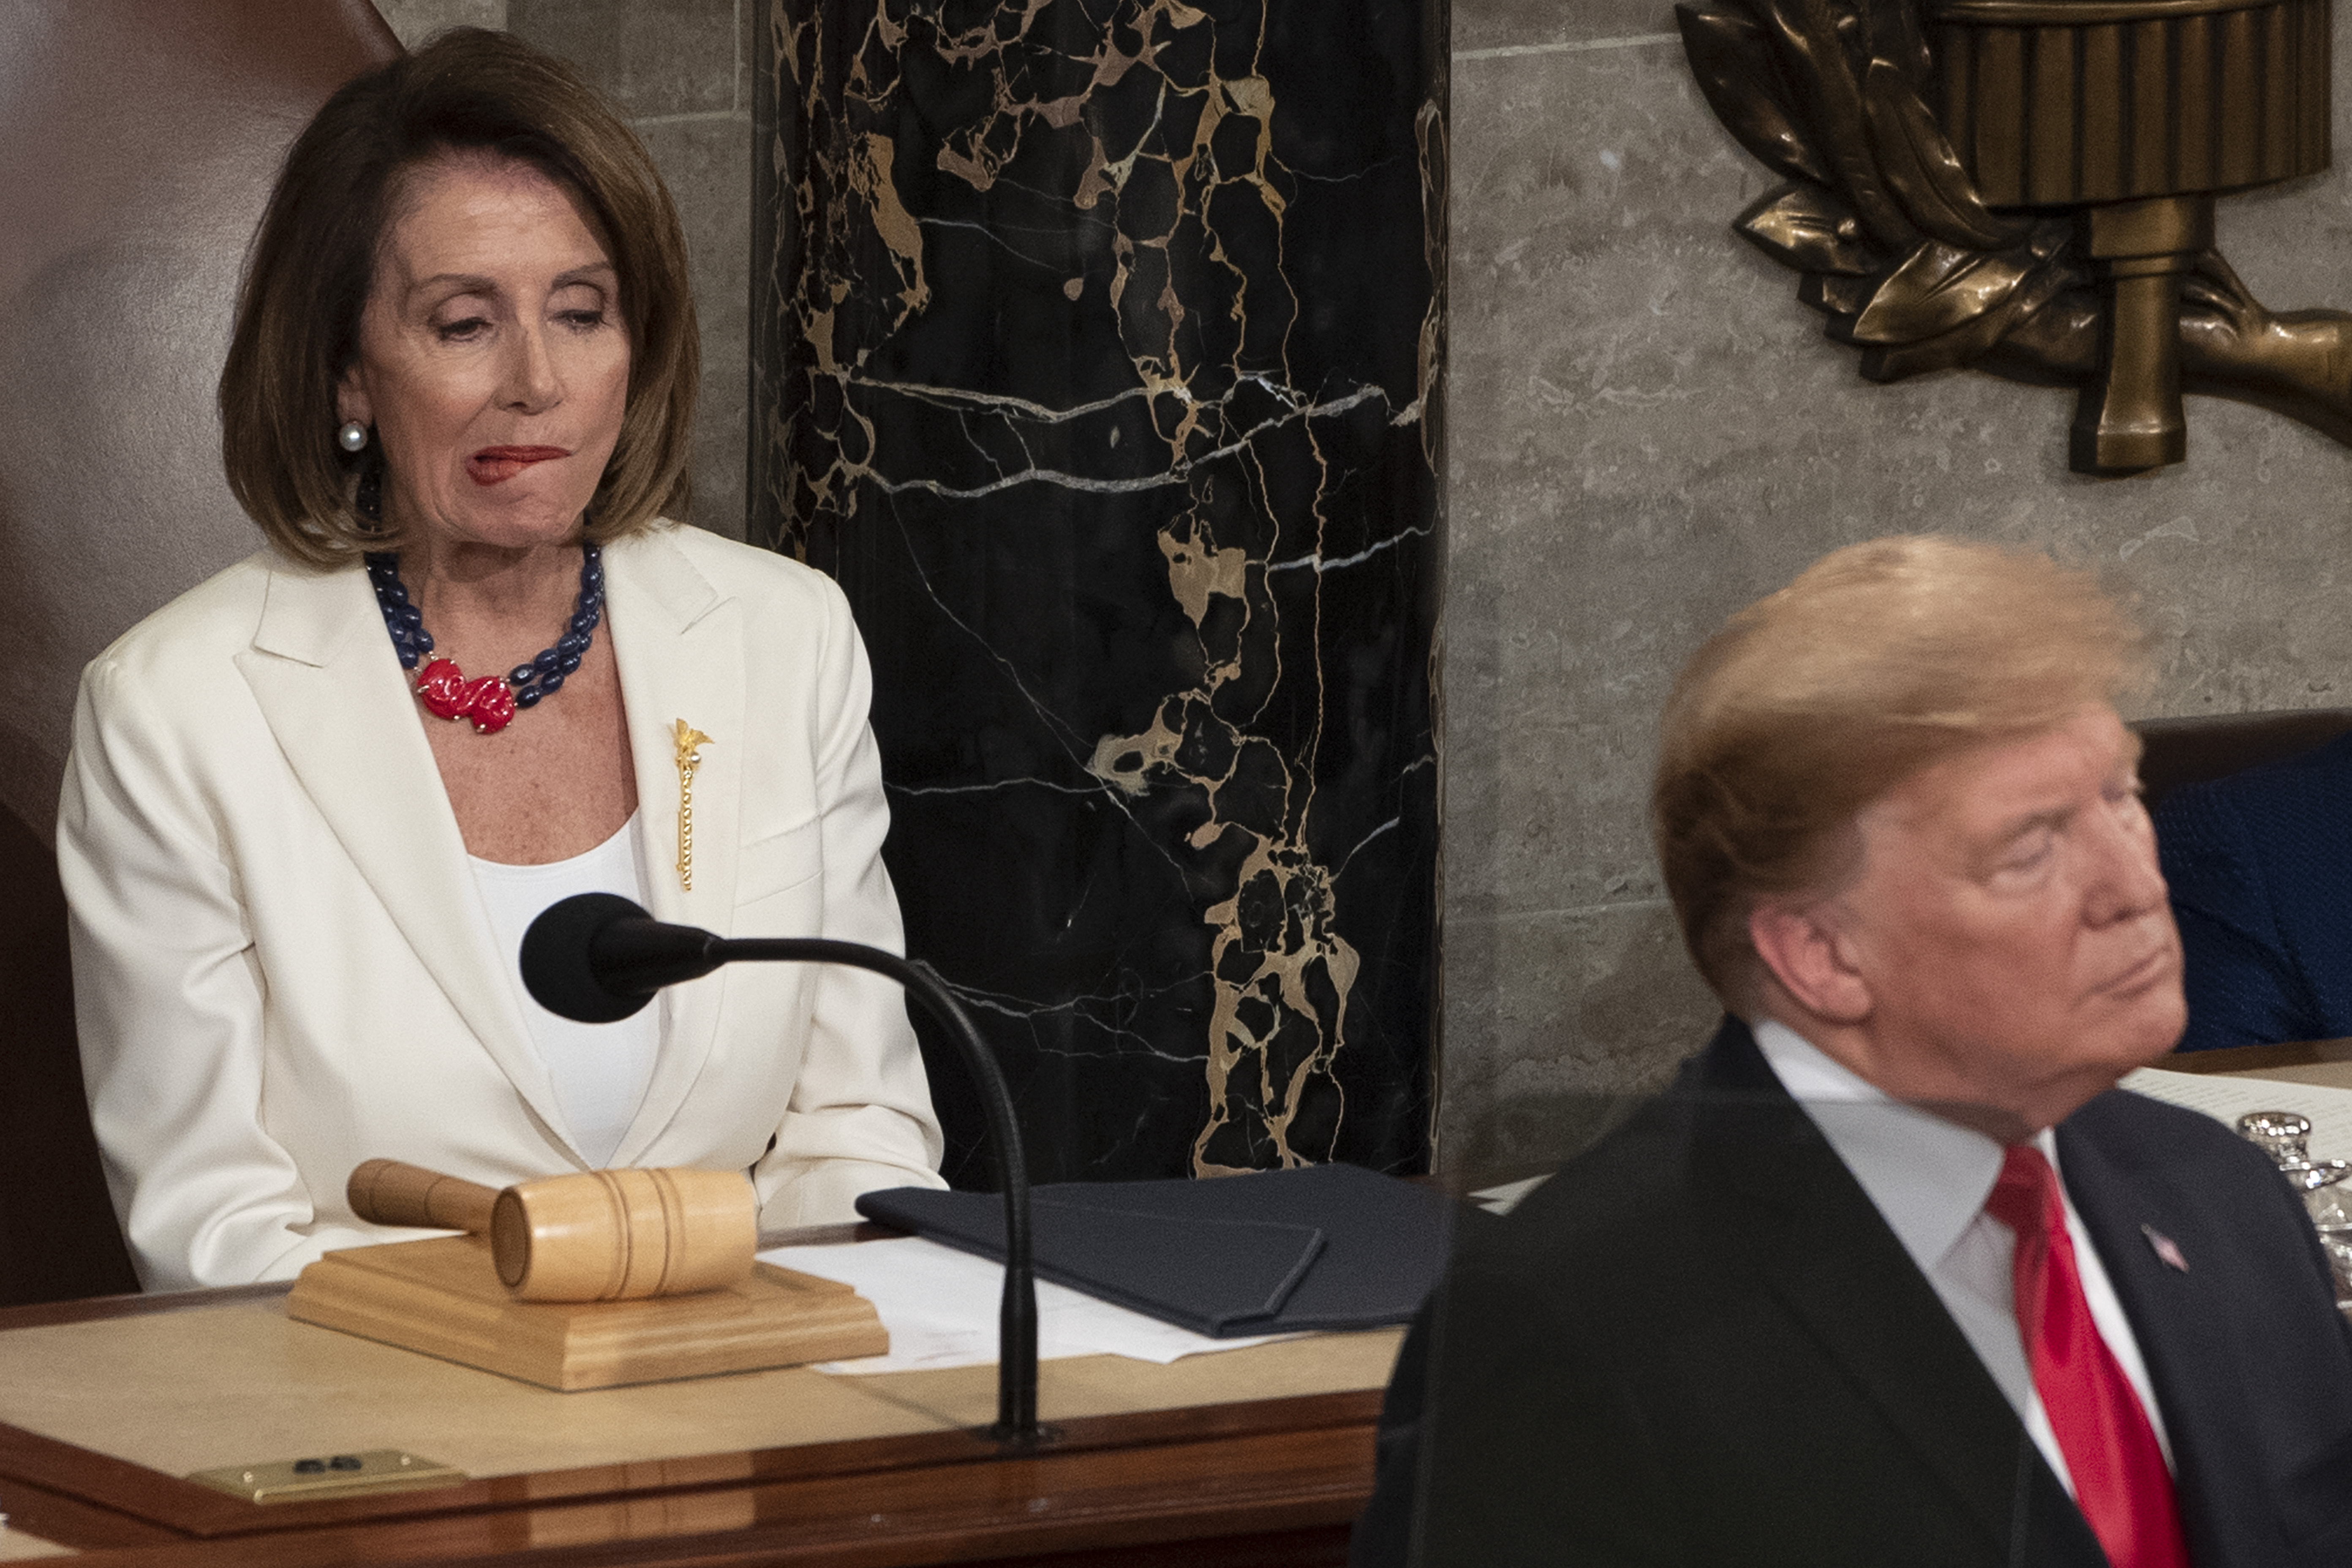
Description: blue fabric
xmin=2154 ymin=730 xmax=2352 ymax=1050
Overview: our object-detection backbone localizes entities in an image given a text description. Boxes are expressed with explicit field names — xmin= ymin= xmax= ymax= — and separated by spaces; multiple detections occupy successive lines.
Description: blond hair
xmin=1651 ymin=536 xmax=2149 ymax=1006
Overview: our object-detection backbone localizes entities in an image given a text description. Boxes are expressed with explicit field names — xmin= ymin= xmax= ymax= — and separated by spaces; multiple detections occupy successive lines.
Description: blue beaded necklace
xmin=363 ymin=544 xmax=604 ymax=735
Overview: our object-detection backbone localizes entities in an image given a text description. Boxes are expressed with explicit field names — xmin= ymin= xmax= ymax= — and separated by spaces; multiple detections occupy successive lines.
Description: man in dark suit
xmin=2154 ymin=732 xmax=2352 ymax=1051
xmin=1357 ymin=538 xmax=2352 ymax=1567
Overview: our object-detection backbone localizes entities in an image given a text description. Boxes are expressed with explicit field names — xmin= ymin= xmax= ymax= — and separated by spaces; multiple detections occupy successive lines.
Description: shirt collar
xmin=1751 ymin=1018 xmax=2047 ymax=1278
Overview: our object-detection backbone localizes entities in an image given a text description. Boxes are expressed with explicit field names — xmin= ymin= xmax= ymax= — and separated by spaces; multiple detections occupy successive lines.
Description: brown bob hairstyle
xmin=220 ymin=28 xmax=697 ymax=565
xmin=1651 ymin=536 xmax=2150 ymax=1010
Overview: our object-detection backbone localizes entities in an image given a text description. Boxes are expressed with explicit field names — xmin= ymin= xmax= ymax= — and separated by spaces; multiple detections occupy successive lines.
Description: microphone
xmin=520 ymin=892 xmax=721 ymax=1022
xmin=520 ymin=893 xmax=1042 ymax=1444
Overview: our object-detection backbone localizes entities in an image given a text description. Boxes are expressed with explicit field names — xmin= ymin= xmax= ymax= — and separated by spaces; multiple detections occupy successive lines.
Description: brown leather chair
xmin=0 ymin=1 xmax=397 ymax=1306
xmin=2135 ymin=709 xmax=2352 ymax=816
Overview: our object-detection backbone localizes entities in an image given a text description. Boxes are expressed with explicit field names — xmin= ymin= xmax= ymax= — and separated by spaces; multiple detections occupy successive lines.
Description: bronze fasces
xmin=1932 ymin=0 xmax=2330 ymax=207
xmin=2076 ymin=195 xmax=2213 ymax=472
xmin=1678 ymin=0 xmax=2351 ymax=476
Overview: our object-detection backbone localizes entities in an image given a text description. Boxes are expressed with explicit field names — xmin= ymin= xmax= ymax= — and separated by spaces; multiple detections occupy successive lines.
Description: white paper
xmin=2121 ymin=1066 xmax=2352 ymax=1162
xmin=1468 ymin=1175 xmax=1548 ymax=1215
xmin=761 ymin=1235 xmax=1290 ymax=1375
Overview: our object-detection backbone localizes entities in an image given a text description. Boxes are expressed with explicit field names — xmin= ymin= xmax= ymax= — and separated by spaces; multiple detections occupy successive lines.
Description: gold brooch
xmin=672 ymin=720 xmax=711 ymax=890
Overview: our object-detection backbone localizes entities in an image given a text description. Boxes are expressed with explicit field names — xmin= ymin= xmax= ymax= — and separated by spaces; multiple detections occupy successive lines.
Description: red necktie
xmin=1985 ymin=1143 xmax=2190 ymax=1568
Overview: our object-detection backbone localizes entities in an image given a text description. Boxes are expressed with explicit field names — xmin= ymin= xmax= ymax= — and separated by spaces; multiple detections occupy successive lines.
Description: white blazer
xmin=57 ymin=522 xmax=945 ymax=1290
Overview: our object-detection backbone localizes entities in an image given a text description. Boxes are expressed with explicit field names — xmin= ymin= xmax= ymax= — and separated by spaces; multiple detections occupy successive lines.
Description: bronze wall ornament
xmin=1677 ymin=0 xmax=2352 ymax=474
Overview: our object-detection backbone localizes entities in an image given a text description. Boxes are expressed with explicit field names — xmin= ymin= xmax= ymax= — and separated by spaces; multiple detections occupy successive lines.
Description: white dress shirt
xmin=1751 ymin=1019 xmax=2175 ymax=1495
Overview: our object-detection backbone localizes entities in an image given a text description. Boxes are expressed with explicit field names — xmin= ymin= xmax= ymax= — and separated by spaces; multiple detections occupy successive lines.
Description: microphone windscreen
xmin=521 ymin=892 xmax=656 ymax=1024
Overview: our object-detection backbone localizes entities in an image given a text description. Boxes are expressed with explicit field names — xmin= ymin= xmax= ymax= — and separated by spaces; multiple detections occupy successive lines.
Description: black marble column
xmin=753 ymin=0 xmax=1446 ymax=1184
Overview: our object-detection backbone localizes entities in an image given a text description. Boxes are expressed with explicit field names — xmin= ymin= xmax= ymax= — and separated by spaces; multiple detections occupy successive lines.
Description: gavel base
xmin=287 ymin=1235 xmax=888 ymax=1391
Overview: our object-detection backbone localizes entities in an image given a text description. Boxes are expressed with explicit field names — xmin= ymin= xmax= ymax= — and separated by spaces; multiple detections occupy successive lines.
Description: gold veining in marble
xmin=763 ymin=0 xmax=1442 ymax=1173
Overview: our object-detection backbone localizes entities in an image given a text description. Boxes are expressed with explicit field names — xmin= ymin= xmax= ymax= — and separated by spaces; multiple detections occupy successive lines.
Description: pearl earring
xmin=338 ymin=420 xmax=369 ymax=453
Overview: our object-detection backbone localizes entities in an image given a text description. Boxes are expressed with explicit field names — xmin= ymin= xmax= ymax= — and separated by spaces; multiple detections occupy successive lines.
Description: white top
xmin=1752 ymin=1019 xmax=2175 ymax=1496
xmin=470 ymin=815 xmax=659 ymax=1168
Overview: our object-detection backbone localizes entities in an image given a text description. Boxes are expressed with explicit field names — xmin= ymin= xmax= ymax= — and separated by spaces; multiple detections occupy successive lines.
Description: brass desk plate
xmin=286 ymin=1235 xmax=888 ymax=1391
xmin=186 ymin=1448 xmax=466 ymax=1505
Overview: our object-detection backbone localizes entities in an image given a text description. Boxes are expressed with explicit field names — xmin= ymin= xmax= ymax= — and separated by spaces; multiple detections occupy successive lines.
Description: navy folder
xmin=855 ymin=1162 xmax=1459 ymax=1337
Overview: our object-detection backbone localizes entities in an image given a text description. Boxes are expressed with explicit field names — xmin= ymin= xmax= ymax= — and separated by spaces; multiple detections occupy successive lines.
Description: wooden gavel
xmin=348 ymin=1159 xmax=757 ymax=1303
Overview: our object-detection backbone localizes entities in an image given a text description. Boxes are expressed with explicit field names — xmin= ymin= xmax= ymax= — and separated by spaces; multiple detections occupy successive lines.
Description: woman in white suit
xmin=56 ymin=30 xmax=944 ymax=1290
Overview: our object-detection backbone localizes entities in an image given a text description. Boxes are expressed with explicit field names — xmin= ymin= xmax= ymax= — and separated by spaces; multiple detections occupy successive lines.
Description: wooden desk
xmin=2162 ymin=1036 xmax=2352 ymax=1088
xmin=0 ymin=1233 xmax=1399 ymax=1567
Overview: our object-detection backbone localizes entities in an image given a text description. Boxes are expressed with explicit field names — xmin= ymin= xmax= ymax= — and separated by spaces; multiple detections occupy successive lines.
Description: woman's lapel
xmin=600 ymin=528 xmax=747 ymax=1168
xmin=233 ymin=558 xmax=574 ymax=1154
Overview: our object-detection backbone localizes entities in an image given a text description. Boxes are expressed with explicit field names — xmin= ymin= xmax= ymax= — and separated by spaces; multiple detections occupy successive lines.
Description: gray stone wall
xmin=374 ymin=0 xmax=752 ymax=541
xmin=1437 ymin=1 xmax=2352 ymax=1175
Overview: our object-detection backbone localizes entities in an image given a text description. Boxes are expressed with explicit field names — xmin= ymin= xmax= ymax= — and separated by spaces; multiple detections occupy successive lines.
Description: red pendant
xmin=414 ymin=657 xmax=517 ymax=735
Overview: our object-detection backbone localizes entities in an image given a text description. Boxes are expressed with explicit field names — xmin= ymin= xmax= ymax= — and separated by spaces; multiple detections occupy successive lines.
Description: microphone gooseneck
xmin=518 ymin=893 xmax=1042 ymax=1444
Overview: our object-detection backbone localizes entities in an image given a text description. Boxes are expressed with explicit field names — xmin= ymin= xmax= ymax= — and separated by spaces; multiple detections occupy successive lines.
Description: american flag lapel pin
xmin=2141 ymin=1223 xmax=2190 ymax=1273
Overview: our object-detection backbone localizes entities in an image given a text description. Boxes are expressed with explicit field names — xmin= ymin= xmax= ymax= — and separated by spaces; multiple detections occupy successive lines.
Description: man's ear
xmin=1748 ymin=898 xmax=1874 ymax=1026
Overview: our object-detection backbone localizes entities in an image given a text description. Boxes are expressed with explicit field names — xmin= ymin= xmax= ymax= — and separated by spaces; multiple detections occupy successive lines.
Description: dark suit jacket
xmin=1353 ymin=1020 xmax=2352 ymax=1567
xmin=2156 ymin=732 xmax=2352 ymax=1051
